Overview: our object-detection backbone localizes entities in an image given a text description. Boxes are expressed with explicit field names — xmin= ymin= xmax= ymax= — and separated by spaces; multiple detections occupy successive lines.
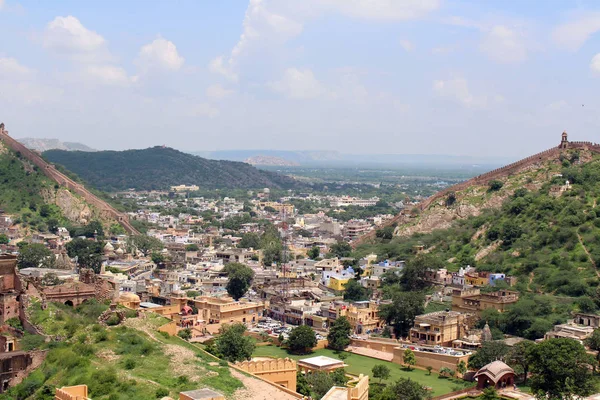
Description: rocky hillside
xmin=18 ymin=137 xmax=96 ymax=152
xmin=43 ymin=146 xmax=303 ymax=191
xmin=0 ymin=140 xmax=121 ymax=232
xmin=357 ymin=145 xmax=600 ymax=296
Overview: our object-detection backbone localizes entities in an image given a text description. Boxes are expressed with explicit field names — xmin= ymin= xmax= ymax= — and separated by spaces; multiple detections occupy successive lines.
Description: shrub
xmin=155 ymin=388 xmax=169 ymax=398
xmin=488 ymin=180 xmax=504 ymax=192
xmin=124 ymin=358 xmax=136 ymax=370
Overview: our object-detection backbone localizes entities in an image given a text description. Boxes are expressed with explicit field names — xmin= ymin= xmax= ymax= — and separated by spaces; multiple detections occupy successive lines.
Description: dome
xmin=104 ymin=242 xmax=114 ymax=252
xmin=115 ymin=247 xmax=124 ymax=255
xmin=119 ymin=292 xmax=140 ymax=302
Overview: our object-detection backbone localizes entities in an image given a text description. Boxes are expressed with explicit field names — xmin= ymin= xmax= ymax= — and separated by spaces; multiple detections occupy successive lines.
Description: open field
xmin=253 ymin=345 xmax=473 ymax=396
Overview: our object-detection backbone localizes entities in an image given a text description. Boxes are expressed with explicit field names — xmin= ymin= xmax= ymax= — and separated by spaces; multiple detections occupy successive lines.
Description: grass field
xmin=253 ymin=345 xmax=473 ymax=396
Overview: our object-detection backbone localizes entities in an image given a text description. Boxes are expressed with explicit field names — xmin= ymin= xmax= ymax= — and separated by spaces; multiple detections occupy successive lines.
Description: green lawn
xmin=253 ymin=345 xmax=473 ymax=396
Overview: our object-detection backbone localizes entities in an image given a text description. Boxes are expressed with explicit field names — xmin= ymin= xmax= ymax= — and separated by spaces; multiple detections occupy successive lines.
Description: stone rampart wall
xmin=0 ymin=128 xmax=138 ymax=234
xmin=358 ymin=140 xmax=600 ymax=243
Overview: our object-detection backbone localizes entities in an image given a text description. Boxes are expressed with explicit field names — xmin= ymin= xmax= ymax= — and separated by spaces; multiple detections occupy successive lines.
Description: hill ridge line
xmin=358 ymin=136 xmax=600 ymax=244
xmin=0 ymin=124 xmax=139 ymax=235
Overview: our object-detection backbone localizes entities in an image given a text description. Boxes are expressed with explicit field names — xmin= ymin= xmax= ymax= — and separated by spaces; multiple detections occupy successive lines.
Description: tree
xmin=129 ymin=234 xmax=163 ymax=256
xmin=224 ymin=262 xmax=254 ymax=300
xmin=400 ymin=254 xmax=443 ymax=291
xmin=308 ymin=246 xmax=320 ymax=260
xmin=17 ymin=243 xmax=55 ymax=269
xmin=507 ymin=340 xmax=535 ymax=383
xmin=185 ymin=244 xmax=199 ymax=251
xmin=382 ymin=378 xmax=430 ymax=400
xmin=215 ymin=323 xmax=255 ymax=362
xmin=480 ymin=387 xmax=500 ymax=400
xmin=586 ymin=328 xmax=600 ymax=363
xmin=456 ymin=360 xmax=467 ymax=377
xmin=66 ymin=238 xmax=104 ymax=273
xmin=528 ymin=338 xmax=595 ymax=399
xmin=109 ymin=223 xmax=126 ymax=236
xmin=468 ymin=341 xmax=509 ymax=370
xmin=426 ymin=366 xmax=433 ymax=375
xmin=287 ymin=325 xmax=317 ymax=354
xmin=327 ymin=316 xmax=352 ymax=351
xmin=372 ymin=364 xmax=391 ymax=384
xmin=403 ymin=349 xmax=416 ymax=370
xmin=488 ymin=180 xmax=504 ymax=192
xmin=328 ymin=241 xmax=352 ymax=258
xmin=376 ymin=226 xmax=395 ymax=240
xmin=439 ymin=367 xmax=453 ymax=378
xmin=378 ymin=290 xmax=425 ymax=338
xmin=239 ymin=233 xmax=260 ymax=249
xmin=151 ymin=252 xmax=166 ymax=266
xmin=343 ymin=279 xmax=370 ymax=301
xmin=0 ymin=234 xmax=8 ymax=245
xmin=305 ymin=371 xmax=335 ymax=399
xmin=177 ymin=328 xmax=192 ymax=340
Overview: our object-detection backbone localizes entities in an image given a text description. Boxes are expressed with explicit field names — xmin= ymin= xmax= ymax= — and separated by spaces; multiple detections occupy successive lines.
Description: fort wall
xmin=0 ymin=125 xmax=138 ymax=235
xmin=358 ymin=137 xmax=600 ymax=243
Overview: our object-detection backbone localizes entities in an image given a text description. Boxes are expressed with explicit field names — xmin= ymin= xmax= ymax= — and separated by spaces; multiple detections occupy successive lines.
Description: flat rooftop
xmin=298 ymin=355 xmax=344 ymax=368
xmin=180 ymin=388 xmax=224 ymax=399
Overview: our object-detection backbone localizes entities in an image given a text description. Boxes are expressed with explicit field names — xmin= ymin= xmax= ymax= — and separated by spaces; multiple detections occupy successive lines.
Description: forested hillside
xmin=43 ymin=147 xmax=302 ymax=191
xmin=357 ymin=149 xmax=600 ymax=339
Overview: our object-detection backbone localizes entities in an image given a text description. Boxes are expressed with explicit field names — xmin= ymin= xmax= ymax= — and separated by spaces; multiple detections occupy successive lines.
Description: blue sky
xmin=1 ymin=0 xmax=600 ymax=158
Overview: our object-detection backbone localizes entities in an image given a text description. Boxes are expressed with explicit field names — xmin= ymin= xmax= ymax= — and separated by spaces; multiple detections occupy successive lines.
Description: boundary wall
xmin=0 ymin=125 xmax=138 ymax=234
xmin=358 ymin=140 xmax=600 ymax=243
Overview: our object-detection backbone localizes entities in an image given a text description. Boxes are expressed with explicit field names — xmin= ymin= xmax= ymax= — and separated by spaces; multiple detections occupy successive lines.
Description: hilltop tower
xmin=560 ymin=131 xmax=569 ymax=149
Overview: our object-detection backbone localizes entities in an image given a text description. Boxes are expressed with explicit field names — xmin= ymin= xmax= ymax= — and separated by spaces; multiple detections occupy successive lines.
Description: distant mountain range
xmin=18 ymin=138 xmax=96 ymax=152
xmin=42 ymin=146 xmax=301 ymax=192
xmin=244 ymin=155 xmax=299 ymax=166
xmin=192 ymin=149 xmax=510 ymax=167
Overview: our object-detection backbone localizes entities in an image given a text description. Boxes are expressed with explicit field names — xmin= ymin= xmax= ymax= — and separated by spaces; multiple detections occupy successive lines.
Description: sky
xmin=1 ymin=0 xmax=600 ymax=158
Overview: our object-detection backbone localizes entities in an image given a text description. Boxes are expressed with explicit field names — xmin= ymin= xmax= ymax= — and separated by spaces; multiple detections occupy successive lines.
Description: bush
xmin=124 ymin=358 xmax=136 ymax=370
xmin=155 ymin=388 xmax=169 ymax=398
xmin=488 ymin=180 xmax=504 ymax=192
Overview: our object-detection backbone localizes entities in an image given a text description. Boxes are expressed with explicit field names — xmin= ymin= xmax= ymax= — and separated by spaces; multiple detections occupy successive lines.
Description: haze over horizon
xmin=2 ymin=0 xmax=600 ymax=157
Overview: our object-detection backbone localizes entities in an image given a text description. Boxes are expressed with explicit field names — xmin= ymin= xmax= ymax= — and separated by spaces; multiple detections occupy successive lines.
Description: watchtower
xmin=560 ymin=131 xmax=569 ymax=149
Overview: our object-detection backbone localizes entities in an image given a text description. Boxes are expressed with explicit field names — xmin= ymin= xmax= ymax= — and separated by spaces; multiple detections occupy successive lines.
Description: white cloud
xmin=206 ymin=84 xmax=234 ymax=99
xmin=137 ymin=37 xmax=184 ymax=71
xmin=433 ymin=78 xmax=486 ymax=108
xmin=553 ymin=13 xmax=600 ymax=51
xmin=209 ymin=0 xmax=302 ymax=81
xmin=480 ymin=25 xmax=527 ymax=64
xmin=322 ymin=0 xmax=440 ymax=21
xmin=43 ymin=16 xmax=106 ymax=57
xmin=209 ymin=56 xmax=238 ymax=82
xmin=269 ymin=67 xmax=327 ymax=99
xmin=84 ymin=65 xmax=132 ymax=85
xmin=399 ymin=39 xmax=414 ymax=52
xmin=591 ymin=53 xmax=600 ymax=74
xmin=0 ymin=57 xmax=35 ymax=77
xmin=210 ymin=0 xmax=439 ymax=82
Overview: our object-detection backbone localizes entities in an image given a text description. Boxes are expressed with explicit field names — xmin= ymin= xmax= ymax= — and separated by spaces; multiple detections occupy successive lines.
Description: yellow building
xmin=116 ymin=292 xmax=141 ymax=309
xmin=409 ymin=311 xmax=470 ymax=346
xmin=55 ymin=385 xmax=91 ymax=400
xmin=321 ymin=374 xmax=369 ymax=400
xmin=193 ymin=296 xmax=265 ymax=326
xmin=329 ymin=276 xmax=351 ymax=291
xmin=258 ymin=202 xmax=294 ymax=214
xmin=451 ymin=287 xmax=519 ymax=316
xmin=235 ymin=358 xmax=297 ymax=392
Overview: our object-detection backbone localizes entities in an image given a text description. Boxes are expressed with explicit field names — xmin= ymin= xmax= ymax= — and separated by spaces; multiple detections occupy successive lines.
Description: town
xmin=3 ymin=132 xmax=600 ymax=400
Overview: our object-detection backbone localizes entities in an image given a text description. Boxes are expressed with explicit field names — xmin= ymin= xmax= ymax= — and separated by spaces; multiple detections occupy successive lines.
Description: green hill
xmin=0 ymin=300 xmax=246 ymax=400
xmin=356 ymin=147 xmax=600 ymax=339
xmin=43 ymin=147 xmax=302 ymax=191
